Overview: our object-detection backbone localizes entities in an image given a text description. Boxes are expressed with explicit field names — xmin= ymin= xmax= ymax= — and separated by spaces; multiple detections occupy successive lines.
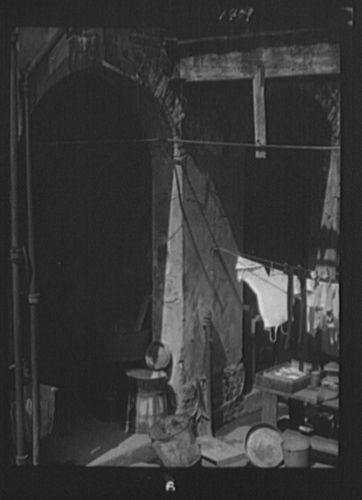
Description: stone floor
xmin=39 ymin=387 xmax=269 ymax=466
xmin=37 ymin=386 xmax=335 ymax=468
xmin=40 ymin=388 xmax=130 ymax=466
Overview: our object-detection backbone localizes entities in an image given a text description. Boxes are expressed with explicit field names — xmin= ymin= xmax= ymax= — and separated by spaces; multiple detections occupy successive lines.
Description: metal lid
xmin=245 ymin=424 xmax=283 ymax=468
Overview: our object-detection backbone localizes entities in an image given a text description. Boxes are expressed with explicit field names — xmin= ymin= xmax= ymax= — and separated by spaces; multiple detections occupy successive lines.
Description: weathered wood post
xmin=252 ymin=64 xmax=267 ymax=159
xmin=201 ymin=312 xmax=213 ymax=436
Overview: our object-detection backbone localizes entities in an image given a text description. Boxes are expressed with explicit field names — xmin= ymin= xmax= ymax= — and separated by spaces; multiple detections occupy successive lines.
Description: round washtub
xmin=245 ymin=423 xmax=284 ymax=468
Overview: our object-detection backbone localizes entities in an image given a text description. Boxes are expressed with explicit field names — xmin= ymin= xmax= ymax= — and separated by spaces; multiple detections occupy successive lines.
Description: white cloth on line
xmin=236 ymin=256 xmax=297 ymax=329
xmin=298 ymin=279 xmax=339 ymax=333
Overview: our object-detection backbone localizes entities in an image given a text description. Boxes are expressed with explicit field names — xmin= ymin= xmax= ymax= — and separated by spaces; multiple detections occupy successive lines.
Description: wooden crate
xmin=255 ymin=363 xmax=310 ymax=394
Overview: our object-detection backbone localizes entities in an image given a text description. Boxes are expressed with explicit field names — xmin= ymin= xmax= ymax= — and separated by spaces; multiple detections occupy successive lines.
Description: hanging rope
xmin=173 ymin=162 xmax=226 ymax=312
xmin=181 ymin=159 xmax=247 ymax=310
xmin=34 ymin=138 xmax=161 ymax=146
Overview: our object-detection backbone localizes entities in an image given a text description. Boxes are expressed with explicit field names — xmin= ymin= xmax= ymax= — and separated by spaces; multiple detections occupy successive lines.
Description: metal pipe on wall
xmin=9 ymin=28 xmax=27 ymax=466
xmin=23 ymin=75 xmax=41 ymax=466
xmin=20 ymin=26 xmax=67 ymax=466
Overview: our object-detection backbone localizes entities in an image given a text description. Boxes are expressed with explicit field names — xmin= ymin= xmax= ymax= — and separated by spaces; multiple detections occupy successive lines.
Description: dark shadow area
xmin=183 ymin=79 xmax=253 ymax=251
xmin=244 ymin=85 xmax=331 ymax=268
xmin=19 ymin=71 xmax=152 ymax=406
xmin=242 ymin=84 xmax=332 ymax=377
xmin=39 ymin=387 xmax=132 ymax=465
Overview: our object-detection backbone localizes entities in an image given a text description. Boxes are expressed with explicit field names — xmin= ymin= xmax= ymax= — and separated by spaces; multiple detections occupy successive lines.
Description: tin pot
xmin=282 ymin=435 xmax=310 ymax=467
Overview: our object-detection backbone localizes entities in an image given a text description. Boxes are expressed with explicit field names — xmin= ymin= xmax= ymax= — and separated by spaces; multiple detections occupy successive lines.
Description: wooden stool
xmin=126 ymin=369 xmax=168 ymax=433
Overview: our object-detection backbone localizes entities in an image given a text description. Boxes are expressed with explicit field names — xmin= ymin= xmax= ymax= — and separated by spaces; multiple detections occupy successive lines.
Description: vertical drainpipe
xmin=22 ymin=73 xmax=41 ymax=466
xmin=18 ymin=26 xmax=67 ymax=466
xmin=9 ymin=28 xmax=27 ymax=466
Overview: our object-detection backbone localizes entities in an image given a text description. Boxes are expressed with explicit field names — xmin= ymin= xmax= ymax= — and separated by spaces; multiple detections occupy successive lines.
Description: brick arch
xmin=28 ymin=28 xmax=184 ymax=138
xmin=26 ymin=29 xmax=187 ymax=352
xmin=241 ymin=82 xmax=336 ymax=273
xmin=266 ymin=83 xmax=333 ymax=144
xmin=309 ymin=81 xmax=340 ymax=143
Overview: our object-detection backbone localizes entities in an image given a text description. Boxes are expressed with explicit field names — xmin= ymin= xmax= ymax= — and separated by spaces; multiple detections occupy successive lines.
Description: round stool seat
xmin=126 ymin=369 xmax=168 ymax=433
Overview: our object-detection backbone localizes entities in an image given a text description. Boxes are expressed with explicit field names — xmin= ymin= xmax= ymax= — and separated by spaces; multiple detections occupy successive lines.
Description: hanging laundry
xmin=297 ymin=277 xmax=340 ymax=335
xmin=235 ymin=256 xmax=298 ymax=330
xmin=331 ymin=283 xmax=339 ymax=319
xmin=304 ymin=278 xmax=322 ymax=334
xmin=320 ymin=313 xmax=339 ymax=357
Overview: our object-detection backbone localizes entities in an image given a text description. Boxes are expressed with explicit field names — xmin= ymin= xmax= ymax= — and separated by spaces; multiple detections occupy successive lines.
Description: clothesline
xmin=214 ymin=247 xmax=339 ymax=282
xmin=168 ymin=138 xmax=340 ymax=152
xmin=35 ymin=137 xmax=341 ymax=152
xmin=34 ymin=138 xmax=161 ymax=145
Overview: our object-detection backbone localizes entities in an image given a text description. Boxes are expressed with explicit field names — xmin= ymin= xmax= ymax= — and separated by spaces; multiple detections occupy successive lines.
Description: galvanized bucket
xmin=149 ymin=414 xmax=201 ymax=467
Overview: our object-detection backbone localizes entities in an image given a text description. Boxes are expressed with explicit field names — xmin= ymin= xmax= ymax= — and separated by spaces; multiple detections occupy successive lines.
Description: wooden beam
xmin=179 ymin=42 xmax=340 ymax=81
xmin=252 ymin=65 xmax=267 ymax=159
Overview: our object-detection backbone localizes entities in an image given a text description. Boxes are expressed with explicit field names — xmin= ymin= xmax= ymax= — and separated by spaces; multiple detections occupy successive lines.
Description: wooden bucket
xmin=133 ymin=391 xmax=167 ymax=433
xmin=126 ymin=369 xmax=168 ymax=433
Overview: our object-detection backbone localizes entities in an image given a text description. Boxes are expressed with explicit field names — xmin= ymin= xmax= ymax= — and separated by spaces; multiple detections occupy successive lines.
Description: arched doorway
xmin=27 ymin=70 xmax=153 ymax=393
xmin=244 ymin=86 xmax=331 ymax=269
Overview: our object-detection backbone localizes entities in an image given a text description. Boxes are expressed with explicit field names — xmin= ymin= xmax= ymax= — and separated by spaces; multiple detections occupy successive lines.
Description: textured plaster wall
xmin=181 ymin=156 xmax=244 ymax=404
xmin=160 ymin=163 xmax=184 ymax=391
xmin=178 ymin=81 xmax=253 ymax=422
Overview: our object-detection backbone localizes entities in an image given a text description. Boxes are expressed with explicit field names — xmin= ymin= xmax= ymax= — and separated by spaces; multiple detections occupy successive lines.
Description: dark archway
xmin=244 ymin=85 xmax=332 ymax=269
xmin=242 ymin=85 xmax=332 ymax=387
xmin=25 ymin=71 xmax=153 ymax=390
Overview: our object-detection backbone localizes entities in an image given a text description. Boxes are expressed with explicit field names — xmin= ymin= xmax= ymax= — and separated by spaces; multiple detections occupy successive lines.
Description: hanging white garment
xmin=236 ymin=256 xmax=294 ymax=329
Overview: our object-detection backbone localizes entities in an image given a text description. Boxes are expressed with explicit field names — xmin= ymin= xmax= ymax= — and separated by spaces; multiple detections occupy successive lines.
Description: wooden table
xmin=255 ymin=384 xmax=339 ymax=427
